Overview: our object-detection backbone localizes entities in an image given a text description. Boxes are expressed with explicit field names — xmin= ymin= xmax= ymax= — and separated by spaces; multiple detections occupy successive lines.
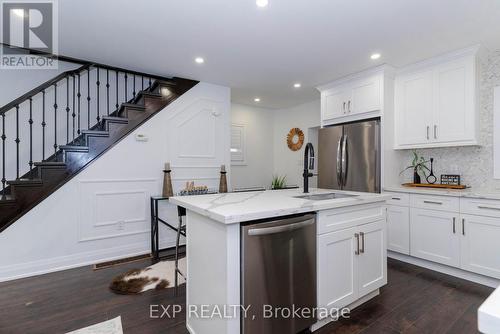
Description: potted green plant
xmin=400 ymin=150 xmax=430 ymax=184
xmin=271 ymin=175 xmax=287 ymax=190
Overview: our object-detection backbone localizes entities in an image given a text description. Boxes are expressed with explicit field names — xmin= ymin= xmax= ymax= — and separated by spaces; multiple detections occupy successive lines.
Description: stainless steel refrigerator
xmin=318 ymin=119 xmax=381 ymax=193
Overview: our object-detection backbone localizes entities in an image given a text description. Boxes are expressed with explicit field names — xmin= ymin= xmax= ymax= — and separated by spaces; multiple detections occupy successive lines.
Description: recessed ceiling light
xmin=370 ymin=53 xmax=381 ymax=60
xmin=293 ymin=83 xmax=302 ymax=88
xmin=254 ymin=97 xmax=261 ymax=102
xmin=256 ymin=0 xmax=269 ymax=8
xmin=194 ymin=57 xmax=205 ymax=64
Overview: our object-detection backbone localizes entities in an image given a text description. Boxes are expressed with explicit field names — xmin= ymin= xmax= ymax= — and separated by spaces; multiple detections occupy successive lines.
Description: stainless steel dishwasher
xmin=241 ymin=213 xmax=317 ymax=334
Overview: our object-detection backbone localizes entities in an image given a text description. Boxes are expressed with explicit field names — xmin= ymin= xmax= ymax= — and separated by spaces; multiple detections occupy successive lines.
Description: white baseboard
xmin=0 ymin=240 xmax=178 ymax=283
xmin=388 ymin=251 xmax=500 ymax=288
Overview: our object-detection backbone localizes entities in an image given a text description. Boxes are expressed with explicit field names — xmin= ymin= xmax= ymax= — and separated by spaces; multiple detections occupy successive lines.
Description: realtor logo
xmin=1 ymin=0 xmax=58 ymax=69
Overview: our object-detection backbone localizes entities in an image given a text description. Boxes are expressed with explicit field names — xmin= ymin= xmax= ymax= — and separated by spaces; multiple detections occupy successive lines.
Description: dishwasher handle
xmin=248 ymin=219 xmax=315 ymax=236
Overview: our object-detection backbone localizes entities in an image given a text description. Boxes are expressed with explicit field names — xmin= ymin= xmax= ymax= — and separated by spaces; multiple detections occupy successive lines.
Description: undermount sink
xmin=294 ymin=192 xmax=358 ymax=201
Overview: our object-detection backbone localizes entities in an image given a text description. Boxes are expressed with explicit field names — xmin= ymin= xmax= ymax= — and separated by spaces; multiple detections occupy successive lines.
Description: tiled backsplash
xmin=396 ymin=49 xmax=500 ymax=190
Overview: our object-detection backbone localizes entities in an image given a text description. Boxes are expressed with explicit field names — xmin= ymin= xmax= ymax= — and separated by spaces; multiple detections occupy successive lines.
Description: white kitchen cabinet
xmin=460 ymin=214 xmax=500 ymax=279
xmin=318 ymin=68 xmax=391 ymax=125
xmin=317 ymin=219 xmax=386 ymax=313
xmin=357 ymin=221 xmax=387 ymax=296
xmin=394 ymin=70 xmax=433 ymax=146
xmin=386 ymin=205 xmax=410 ymax=255
xmin=394 ymin=46 xmax=479 ymax=149
xmin=317 ymin=226 xmax=358 ymax=310
xmin=410 ymin=208 xmax=460 ymax=267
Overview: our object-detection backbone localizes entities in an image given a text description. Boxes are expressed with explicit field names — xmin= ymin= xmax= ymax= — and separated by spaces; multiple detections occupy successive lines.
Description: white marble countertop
xmin=384 ymin=185 xmax=500 ymax=200
xmin=479 ymin=286 xmax=500 ymax=334
xmin=170 ymin=188 xmax=390 ymax=224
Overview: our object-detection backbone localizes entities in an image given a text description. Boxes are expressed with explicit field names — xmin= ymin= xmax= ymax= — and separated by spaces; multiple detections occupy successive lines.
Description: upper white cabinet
xmin=318 ymin=66 xmax=393 ymax=126
xmin=394 ymin=47 xmax=480 ymax=149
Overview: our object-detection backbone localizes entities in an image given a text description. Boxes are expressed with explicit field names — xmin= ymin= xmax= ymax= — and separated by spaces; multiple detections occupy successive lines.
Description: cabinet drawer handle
xmin=434 ymin=125 xmax=438 ymax=139
xmin=343 ymin=102 xmax=346 ymax=114
xmin=355 ymin=233 xmax=360 ymax=255
xmin=423 ymin=200 xmax=443 ymax=205
xmin=462 ymin=218 xmax=465 ymax=235
xmin=477 ymin=205 xmax=500 ymax=211
xmin=391 ymin=197 xmax=401 ymax=200
xmin=360 ymin=232 xmax=365 ymax=254
xmin=426 ymin=126 xmax=430 ymax=140
xmin=348 ymin=100 xmax=351 ymax=113
xmin=452 ymin=217 xmax=456 ymax=234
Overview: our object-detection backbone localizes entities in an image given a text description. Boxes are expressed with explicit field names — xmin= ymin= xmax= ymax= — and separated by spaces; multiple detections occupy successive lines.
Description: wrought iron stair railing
xmin=0 ymin=59 xmax=166 ymax=196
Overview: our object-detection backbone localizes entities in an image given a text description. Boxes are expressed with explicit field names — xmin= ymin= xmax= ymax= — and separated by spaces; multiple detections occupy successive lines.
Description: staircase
xmin=0 ymin=59 xmax=198 ymax=232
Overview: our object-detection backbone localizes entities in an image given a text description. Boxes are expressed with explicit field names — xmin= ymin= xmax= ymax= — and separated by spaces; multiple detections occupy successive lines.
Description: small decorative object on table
xmin=441 ymin=174 xmax=461 ymax=186
xmin=219 ymin=165 xmax=228 ymax=193
xmin=162 ymin=162 xmax=173 ymax=198
xmin=179 ymin=181 xmax=215 ymax=196
xmin=400 ymin=150 xmax=430 ymax=184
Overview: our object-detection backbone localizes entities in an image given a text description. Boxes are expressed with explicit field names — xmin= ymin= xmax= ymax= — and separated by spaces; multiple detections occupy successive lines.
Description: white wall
xmin=272 ymin=100 xmax=321 ymax=187
xmin=230 ymin=103 xmax=274 ymax=189
xmin=0 ymin=82 xmax=230 ymax=282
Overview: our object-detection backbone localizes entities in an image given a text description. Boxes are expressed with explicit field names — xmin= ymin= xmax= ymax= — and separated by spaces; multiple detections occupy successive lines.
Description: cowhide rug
xmin=66 ymin=316 xmax=123 ymax=334
xmin=109 ymin=257 xmax=186 ymax=294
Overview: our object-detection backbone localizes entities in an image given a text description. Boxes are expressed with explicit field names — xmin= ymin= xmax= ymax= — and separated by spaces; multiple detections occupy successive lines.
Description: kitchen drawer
xmin=461 ymin=197 xmax=500 ymax=218
xmin=317 ymin=203 xmax=385 ymax=235
xmin=410 ymin=194 xmax=459 ymax=212
xmin=384 ymin=192 xmax=410 ymax=206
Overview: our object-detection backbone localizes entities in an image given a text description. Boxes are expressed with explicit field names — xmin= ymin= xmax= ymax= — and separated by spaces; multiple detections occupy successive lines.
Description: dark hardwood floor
xmin=0 ymin=258 xmax=492 ymax=334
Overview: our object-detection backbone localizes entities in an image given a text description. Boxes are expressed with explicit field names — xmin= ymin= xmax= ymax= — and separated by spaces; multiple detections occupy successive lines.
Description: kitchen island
xmin=170 ymin=188 xmax=389 ymax=334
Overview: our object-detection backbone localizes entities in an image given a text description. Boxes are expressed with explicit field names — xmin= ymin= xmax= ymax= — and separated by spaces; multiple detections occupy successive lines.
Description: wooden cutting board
xmin=402 ymin=183 xmax=467 ymax=190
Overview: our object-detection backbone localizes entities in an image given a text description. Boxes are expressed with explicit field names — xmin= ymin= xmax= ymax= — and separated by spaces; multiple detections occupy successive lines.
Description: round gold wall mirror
xmin=286 ymin=128 xmax=304 ymax=151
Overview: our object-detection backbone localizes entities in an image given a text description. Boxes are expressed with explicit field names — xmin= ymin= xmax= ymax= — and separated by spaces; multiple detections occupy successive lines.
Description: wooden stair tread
xmin=101 ymin=116 xmax=129 ymax=123
xmin=81 ymin=130 xmax=110 ymax=136
xmin=59 ymin=145 xmax=90 ymax=152
xmin=0 ymin=195 xmax=16 ymax=204
xmin=120 ymin=103 xmax=146 ymax=110
xmin=34 ymin=162 xmax=67 ymax=167
xmin=7 ymin=179 xmax=43 ymax=186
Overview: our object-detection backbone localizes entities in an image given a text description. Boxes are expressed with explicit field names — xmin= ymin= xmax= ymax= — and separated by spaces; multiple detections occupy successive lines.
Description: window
xmin=231 ymin=124 xmax=246 ymax=165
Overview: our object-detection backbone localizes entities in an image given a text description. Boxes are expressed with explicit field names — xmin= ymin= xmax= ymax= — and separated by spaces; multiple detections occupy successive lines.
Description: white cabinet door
xmin=460 ymin=214 xmax=500 ymax=279
xmin=433 ymin=58 xmax=475 ymax=144
xmin=317 ymin=227 xmax=358 ymax=311
xmin=323 ymin=90 xmax=349 ymax=120
xmin=410 ymin=208 xmax=460 ymax=267
xmin=350 ymin=76 xmax=381 ymax=115
xmin=386 ymin=205 xmax=410 ymax=255
xmin=395 ymin=70 xmax=433 ymax=146
xmin=357 ymin=220 xmax=387 ymax=296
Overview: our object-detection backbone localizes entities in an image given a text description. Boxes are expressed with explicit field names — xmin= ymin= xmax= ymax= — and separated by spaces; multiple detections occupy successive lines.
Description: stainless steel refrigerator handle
xmin=248 ymin=219 xmax=315 ymax=236
xmin=336 ymin=136 xmax=343 ymax=186
xmin=341 ymin=134 xmax=348 ymax=187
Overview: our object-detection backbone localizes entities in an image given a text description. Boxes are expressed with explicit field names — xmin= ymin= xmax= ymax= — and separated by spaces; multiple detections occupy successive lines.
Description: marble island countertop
xmin=479 ymin=286 xmax=500 ymax=333
xmin=169 ymin=188 xmax=390 ymax=224
xmin=384 ymin=185 xmax=500 ymax=200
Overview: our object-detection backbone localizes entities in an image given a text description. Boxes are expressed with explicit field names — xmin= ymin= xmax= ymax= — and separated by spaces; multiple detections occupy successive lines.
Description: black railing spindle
xmin=142 ymin=76 xmax=144 ymax=90
xmin=72 ymin=75 xmax=76 ymax=140
xmin=96 ymin=67 xmax=100 ymax=122
xmin=106 ymin=69 xmax=110 ymax=116
xmin=28 ymin=97 xmax=33 ymax=177
xmin=133 ymin=74 xmax=136 ymax=98
xmin=87 ymin=68 xmax=91 ymax=129
xmin=124 ymin=73 xmax=128 ymax=102
xmin=15 ymin=105 xmax=20 ymax=179
xmin=148 ymin=77 xmax=152 ymax=88
xmin=77 ymin=73 xmax=81 ymax=135
xmin=41 ymin=90 xmax=46 ymax=160
xmin=1 ymin=112 xmax=6 ymax=194
xmin=115 ymin=71 xmax=119 ymax=110
xmin=53 ymin=84 xmax=58 ymax=154
xmin=66 ymin=76 xmax=70 ymax=143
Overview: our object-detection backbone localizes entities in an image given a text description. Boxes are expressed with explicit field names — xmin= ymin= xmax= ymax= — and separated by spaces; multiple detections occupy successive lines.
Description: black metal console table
xmin=150 ymin=196 xmax=186 ymax=262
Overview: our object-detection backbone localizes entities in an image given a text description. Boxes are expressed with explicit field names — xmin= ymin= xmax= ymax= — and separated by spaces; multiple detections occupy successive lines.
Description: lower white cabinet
xmin=410 ymin=208 xmax=460 ymax=267
xmin=317 ymin=220 xmax=386 ymax=313
xmin=460 ymin=214 xmax=500 ymax=279
xmin=386 ymin=205 xmax=410 ymax=255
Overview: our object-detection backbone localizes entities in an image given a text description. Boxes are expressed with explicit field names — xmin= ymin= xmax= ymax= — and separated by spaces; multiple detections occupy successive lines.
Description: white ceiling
xmin=58 ymin=0 xmax=500 ymax=109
